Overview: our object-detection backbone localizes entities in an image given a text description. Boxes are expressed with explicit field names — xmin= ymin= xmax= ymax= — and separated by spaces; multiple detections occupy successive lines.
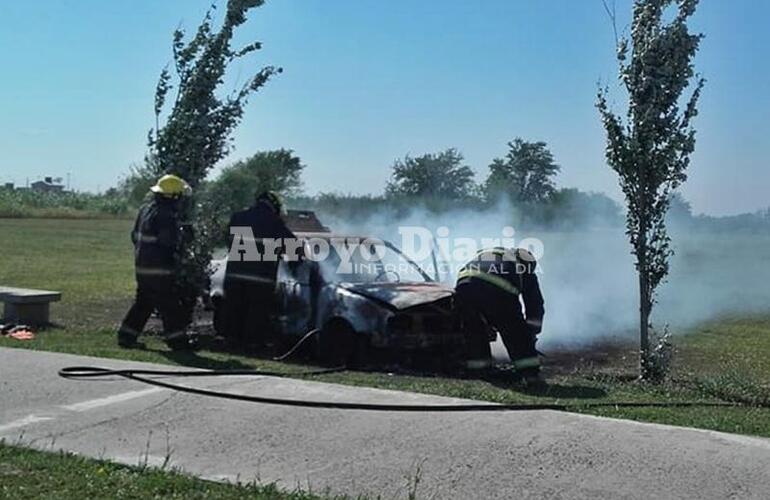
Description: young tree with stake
xmin=148 ymin=0 xmax=281 ymax=315
xmin=597 ymin=0 xmax=704 ymax=379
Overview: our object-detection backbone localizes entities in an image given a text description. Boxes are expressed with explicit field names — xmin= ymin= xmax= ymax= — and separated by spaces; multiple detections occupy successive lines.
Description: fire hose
xmin=57 ymin=326 xmax=745 ymax=412
xmin=272 ymin=328 xmax=320 ymax=361
xmin=58 ymin=367 xmax=739 ymax=412
xmin=58 ymin=366 xmax=740 ymax=411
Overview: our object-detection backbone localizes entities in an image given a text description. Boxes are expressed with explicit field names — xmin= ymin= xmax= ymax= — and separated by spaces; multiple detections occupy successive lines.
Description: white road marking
xmin=60 ymin=388 xmax=165 ymax=412
xmin=0 ymin=415 xmax=53 ymax=433
xmin=0 ymin=388 xmax=166 ymax=434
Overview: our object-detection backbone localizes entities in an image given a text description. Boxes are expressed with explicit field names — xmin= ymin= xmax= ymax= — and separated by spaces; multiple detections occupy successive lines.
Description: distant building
xmin=30 ymin=177 xmax=65 ymax=193
xmin=2 ymin=182 xmax=13 ymax=190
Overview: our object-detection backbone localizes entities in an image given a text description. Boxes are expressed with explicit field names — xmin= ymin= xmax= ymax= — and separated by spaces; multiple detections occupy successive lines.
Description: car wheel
xmin=319 ymin=321 xmax=360 ymax=367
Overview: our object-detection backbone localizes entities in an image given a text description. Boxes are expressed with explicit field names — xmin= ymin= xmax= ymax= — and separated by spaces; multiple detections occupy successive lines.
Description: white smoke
xmin=314 ymin=201 xmax=770 ymax=352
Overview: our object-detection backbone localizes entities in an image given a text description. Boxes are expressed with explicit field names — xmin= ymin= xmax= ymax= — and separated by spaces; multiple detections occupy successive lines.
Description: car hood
xmin=339 ymin=282 xmax=454 ymax=310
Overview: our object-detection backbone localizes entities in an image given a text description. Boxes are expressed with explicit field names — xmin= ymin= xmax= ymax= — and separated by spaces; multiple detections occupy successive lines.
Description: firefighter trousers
xmin=455 ymin=278 xmax=538 ymax=368
xmin=119 ymin=275 xmax=188 ymax=341
xmin=222 ymin=277 xmax=275 ymax=350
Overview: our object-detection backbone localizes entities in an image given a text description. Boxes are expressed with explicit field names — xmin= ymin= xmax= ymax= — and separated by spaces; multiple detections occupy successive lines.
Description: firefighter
xmin=117 ymin=174 xmax=193 ymax=350
xmin=223 ymin=191 xmax=296 ymax=350
xmin=455 ymin=247 xmax=545 ymax=382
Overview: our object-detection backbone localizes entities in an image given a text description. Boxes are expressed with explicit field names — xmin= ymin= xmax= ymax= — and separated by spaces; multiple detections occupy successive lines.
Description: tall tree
xmin=209 ymin=149 xmax=304 ymax=217
xmin=385 ymin=149 xmax=477 ymax=200
xmin=597 ymin=0 xmax=704 ymax=378
xmin=484 ymin=138 xmax=560 ymax=205
xmin=148 ymin=0 xmax=281 ymax=305
xmin=547 ymin=188 xmax=623 ymax=228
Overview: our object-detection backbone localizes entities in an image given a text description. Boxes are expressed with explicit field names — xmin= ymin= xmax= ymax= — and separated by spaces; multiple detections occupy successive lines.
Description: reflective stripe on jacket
xmin=513 ymin=356 xmax=541 ymax=370
xmin=456 ymin=247 xmax=545 ymax=331
xmin=136 ymin=267 xmax=174 ymax=277
xmin=457 ymin=268 xmax=519 ymax=295
xmin=131 ymin=199 xmax=181 ymax=275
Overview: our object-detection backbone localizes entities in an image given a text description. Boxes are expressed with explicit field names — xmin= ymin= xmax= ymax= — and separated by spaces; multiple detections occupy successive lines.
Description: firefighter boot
xmin=513 ymin=356 xmax=545 ymax=387
xmin=164 ymin=331 xmax=199 ymax=351
xmin=117 ymin=328 xmax=144 ymax=349
xmin=520 ymin=367 xmax=546 ymax=387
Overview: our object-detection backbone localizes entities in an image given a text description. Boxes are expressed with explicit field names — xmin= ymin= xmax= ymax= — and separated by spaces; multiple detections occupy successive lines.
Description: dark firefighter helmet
xmin=256 ymin=190 xmax=283 ymax=214
xmin=514 ymin=247 xmax=537 ymax=273
xmin=478 ymin=246 xmax=537 ymax=272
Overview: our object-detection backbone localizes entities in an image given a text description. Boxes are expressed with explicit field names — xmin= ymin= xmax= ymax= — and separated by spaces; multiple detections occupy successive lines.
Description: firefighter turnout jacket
xmin=225 ymin=201 xmax=297 ymax=283
xmin=131 ymin=197 xmax=182 ymax=277
xmin=118 ymin=196 xmax=188 ymax=347
xmin=222 ymin=200 xmax=297 ymax=347
xmin=456 ymin=247 xmax=545 ymax=371
xmin=457 ymin=247 xmax=544 ymax=332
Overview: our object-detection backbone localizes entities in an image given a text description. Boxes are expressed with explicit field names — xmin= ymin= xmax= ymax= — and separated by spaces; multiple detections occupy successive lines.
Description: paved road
xmin=2 ymin=347 xmax=770 ymax=499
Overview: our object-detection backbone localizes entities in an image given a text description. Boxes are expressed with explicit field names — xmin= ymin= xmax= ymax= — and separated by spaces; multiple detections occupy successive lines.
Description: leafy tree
xmin=597 ymin=0 xmax=704 ymax=379
xmin=484 ymin=138 xmax=560 ymax=205
xmin=385 ymin=149 xmax=477 ymax=201
xmin=148 ymin=0 xmax=281 ymax=307
xmin=208 ymin=149 xmax=304 ymax=218
xmin=545 ymin=188 xmax=623 ymax=228
xmin=117 ymin=163 xmax=157 ymax=206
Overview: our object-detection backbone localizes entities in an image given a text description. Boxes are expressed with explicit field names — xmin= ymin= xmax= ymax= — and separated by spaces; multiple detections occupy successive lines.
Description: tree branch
xmin=601 ymin=0 xmax=619 ymax=48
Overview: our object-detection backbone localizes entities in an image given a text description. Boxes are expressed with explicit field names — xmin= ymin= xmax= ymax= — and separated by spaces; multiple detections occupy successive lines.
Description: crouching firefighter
xmin=454 ymin=247 xmax=544 ymax=382
xmin=117 ymin=174 xmax=193 ymax=350
xmin=223 ymin=191 xmax=297 ymax=350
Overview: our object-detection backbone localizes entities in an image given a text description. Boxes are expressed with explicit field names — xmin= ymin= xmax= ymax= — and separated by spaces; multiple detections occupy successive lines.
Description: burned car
xmin=209 ymin=221 xmax=467 ymax=367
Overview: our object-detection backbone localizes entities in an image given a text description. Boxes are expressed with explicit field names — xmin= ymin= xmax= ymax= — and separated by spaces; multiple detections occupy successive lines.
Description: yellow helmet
xmin=150 ymin=174 xmax=190 ymax=198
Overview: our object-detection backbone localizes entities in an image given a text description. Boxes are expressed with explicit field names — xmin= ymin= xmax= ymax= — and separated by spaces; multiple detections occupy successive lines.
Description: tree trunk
xmin=639 ymin=270 xmax=650 ymax=366
xmin=637 ymin=213 xmax=651 ymax=378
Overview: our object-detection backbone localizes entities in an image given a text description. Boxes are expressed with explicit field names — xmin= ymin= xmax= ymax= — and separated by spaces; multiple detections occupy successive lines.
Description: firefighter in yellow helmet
xmin=455 ymin=247 xmax=545 ymax=383
xmin=117 ymin=174 xmax=193 ymax=350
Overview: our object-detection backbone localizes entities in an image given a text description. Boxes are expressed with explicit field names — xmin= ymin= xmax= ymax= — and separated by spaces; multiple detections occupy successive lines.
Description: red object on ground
xmin=8 ymin=329 xmax=35 ymax=340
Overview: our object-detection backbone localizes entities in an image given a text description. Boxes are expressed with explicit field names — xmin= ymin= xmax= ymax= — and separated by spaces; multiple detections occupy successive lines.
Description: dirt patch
xmin=51 ymin=296 xmax=133 ymax=330
xmin=542 ymin=338 xmax=639 ymax=377
xmin=177 ymin=310 xmax=641 ymax=378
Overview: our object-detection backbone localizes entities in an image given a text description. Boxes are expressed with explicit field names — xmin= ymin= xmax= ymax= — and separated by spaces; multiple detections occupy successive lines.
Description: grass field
xmin=0 ymin=443 xmax=341 ymax=499
xmin=1 ymin=218 xmax=769 ymax=439
xmin=0 ymin=218 xmax=135 ymax=329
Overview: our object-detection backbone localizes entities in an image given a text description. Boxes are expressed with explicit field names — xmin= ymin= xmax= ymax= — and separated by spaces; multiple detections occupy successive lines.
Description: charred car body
xmin=210 ymin=213 xmax=468 ymax=367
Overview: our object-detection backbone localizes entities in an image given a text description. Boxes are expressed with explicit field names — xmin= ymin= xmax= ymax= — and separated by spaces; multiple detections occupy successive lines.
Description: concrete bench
xmin=0 ymin=286 xmax=62 ymax=325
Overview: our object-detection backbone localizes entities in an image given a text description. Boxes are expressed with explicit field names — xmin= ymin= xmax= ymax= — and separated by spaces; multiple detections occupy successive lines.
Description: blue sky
xmin=0 ymin=0 xmax=767 ymax=215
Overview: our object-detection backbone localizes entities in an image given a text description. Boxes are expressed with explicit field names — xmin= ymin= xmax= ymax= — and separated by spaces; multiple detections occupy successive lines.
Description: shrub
xmin=641 ymin=326 xmax=675 ymax=383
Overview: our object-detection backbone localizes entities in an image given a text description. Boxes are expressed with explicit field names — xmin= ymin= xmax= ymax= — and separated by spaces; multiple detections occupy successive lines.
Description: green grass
xmin=1 ymin=218 xmax=770 ymax=439
xmin=0 ymin=443 xmax=341 ymax=500
xmin=677 ymin=315 xmax=770 ymax=381
xmin=0 ymin=218 xmax=135 ymax=327
xmin=0 ymin=188 xmax=133 ymax=218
